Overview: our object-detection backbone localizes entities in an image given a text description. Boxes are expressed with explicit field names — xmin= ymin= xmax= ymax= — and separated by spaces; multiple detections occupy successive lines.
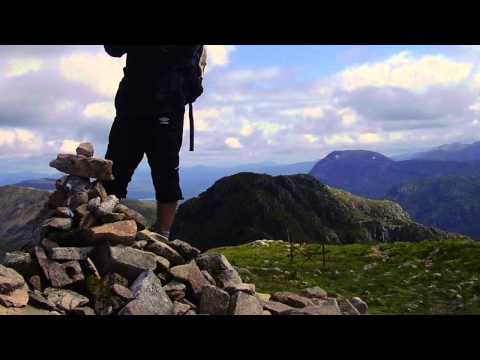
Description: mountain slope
xmin=0 ymin=186 xmax=50 ymax=252
xmin=386 ymin=176 xmax=480 ymax=240
xmin=309 ymin=150 xmax=480 ymax=199
xmin=171 ymin=173 xmax=461 ymax=251
xmin=411 ymin=141 xmax=480 ymax=162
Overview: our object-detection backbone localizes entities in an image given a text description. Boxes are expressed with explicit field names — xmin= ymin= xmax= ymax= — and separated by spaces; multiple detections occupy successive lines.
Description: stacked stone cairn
xmin=0 ymin=142 xmax=368 ymax=316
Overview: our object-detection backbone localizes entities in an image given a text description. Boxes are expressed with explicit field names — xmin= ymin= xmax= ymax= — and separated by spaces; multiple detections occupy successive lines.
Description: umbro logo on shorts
xmin=158 ymin=117 xmax=170 ymax=125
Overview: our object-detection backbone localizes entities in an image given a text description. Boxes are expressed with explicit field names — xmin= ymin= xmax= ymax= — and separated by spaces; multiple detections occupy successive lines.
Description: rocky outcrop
xmin=172 ymin=173 xmax=463 ymax=251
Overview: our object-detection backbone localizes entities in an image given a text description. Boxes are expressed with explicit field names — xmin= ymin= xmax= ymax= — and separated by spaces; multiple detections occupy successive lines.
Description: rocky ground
xmin=0 ymin=143 xmax=367 ymax=316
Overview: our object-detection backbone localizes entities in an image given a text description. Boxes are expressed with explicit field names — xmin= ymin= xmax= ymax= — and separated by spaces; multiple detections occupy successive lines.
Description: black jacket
xmin=104 ymin=45 xmax=198 ymax=114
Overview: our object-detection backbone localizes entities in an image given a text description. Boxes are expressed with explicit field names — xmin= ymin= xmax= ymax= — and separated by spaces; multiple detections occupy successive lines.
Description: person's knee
xmin=151 ymin=165 xmax=183 ymax=202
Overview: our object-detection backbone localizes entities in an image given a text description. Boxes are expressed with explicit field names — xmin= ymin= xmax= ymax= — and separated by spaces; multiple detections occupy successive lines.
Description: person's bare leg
xmin=152 ymin=201 xmax=178 ymax=238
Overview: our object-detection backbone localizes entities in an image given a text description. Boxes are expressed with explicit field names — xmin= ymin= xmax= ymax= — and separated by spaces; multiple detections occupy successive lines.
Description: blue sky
xmin=0 ymin=45 xmax=480 ymax=176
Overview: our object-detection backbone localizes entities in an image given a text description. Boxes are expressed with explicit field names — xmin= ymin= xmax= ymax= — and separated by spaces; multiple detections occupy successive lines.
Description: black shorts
xmin=104 ymin=107 xmax=185 ymax=203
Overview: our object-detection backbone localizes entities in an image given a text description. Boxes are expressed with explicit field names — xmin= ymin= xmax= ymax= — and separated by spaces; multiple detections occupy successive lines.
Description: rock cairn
xmin=0 ymin=143 xmax=368 ymax=316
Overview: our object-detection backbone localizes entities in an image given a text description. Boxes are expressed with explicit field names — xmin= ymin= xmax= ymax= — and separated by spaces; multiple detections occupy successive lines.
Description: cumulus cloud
xmin=59 ymin=51 xmax=125 ymax=98
xmin=59 ymin=139 xmax=81 ymax=154
xmin=0 ymin=128 xmax=42 ymax=158
xmin=83 ymin=102 xmax=115 ymax=120
xmin=5 ymin=58 xmax=43 ymax=78
xmin=205 ymin=45 xmax=236 ymax=68
xmin=339 ymin=51 xmax=474 ymax=92
xmin=225 ymin=137 xmax=242 ymax=149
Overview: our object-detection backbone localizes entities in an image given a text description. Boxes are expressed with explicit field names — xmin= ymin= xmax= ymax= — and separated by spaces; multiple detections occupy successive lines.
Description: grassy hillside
xmin=211 ymin=239 xmax=480 ymax=315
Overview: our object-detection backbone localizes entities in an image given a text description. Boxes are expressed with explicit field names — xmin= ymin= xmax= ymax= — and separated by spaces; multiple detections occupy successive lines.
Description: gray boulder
xmin=199 ymin=285 xmax=230 ymax=315
xmin=119 ymin=271 xmax=174 ymax=315
xmin=195 ymin=253 xmax=242 ymax=288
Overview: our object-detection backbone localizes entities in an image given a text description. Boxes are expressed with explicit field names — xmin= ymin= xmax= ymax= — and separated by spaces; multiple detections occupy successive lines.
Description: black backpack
xmin=179 ymin=45 xmax=207 ymax=152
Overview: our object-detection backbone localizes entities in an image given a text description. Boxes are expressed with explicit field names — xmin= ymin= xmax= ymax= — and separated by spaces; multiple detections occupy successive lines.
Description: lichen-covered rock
xmin=163 ymin=281 xmax=186 ymax=301
xmin=44 ymin=288 xmax=89 ymax=313
xmin=88 ymin=182 xmax=108 ymax=201
xmin=101 ymin=213 xmax=127 ymax=224
xmin=49 ymin=154 xmax=114 ymax=181
xmin=35 ymin=247 xmax=85 ymax=288
xmin=93 ymin=246 xmax=157 ymax=282
xmin=43 ymin=217 xmax=73 ymax=231
xmin=169 ymin=239 xmax=201 ymax=261
xmin=49 ymin=247 xmax=94 ymax=261
xmin=280 ymin=300 xmax=342 ymax=315
xmin=1 ymin=251 xmax=38 ymax=278
xmin=155 ymin=256 xmax=171 ymax=274
xmin=173 ymin=301 xmax=192 ymax=315
xmin=195 ymin=253 xmax=242 ymax=288
xmin=350 ymin=297 xmax=368 ymax=314
xmin=67 ymin=191 xmax=89 ymax=211
xmin=88 ymin=197 xmax=101 ymax=212
xmin=199 ymin=285 xmax=230 ymax=315
xmin=201 ymin=270 xmax=217 ymax=287
xmin=136 ymin=229 xmax=169 ymax=244
xmin=224 ymin=283 xmax=256 ymax=296
xmin=262 ymin=300 xmax=293 ymax=315
xmin=170 ymin=261 xmax=209 ymax=300
xmin=94 ymin=195 xmax=120 ymax=218
xmin=338 ymin=298 xmax=361 ymax=315
xmin=71 ymin=306 xmax=96 ymax=316
xmin=28 ymin=290 xmax=57 ymax=311
xmin=115 ymin=204 xmax=148 ymax=231
xmin=145 ymin=241 xmax=185 ymax=266
xmin=63 ymin=176 xmax=91 ymax=194
xmin=0 ymin=265 xmax=29 ymax=308
xmin=76 ymin=142 xmax=94 ymax=158
xmin=87 ymin=220 xmax=137 ymax=246
xmin=229 ymin=291 xmax=263 ymax=315
xmin=301 ymin=287 xmax=328 ymax=300
xmin=271 ymin=292 xmax=314 ymax=308
xmin=112 ymin=284 xmax=134 ymax=301
xmin=119 ymin=271 xmax=174 ymax=315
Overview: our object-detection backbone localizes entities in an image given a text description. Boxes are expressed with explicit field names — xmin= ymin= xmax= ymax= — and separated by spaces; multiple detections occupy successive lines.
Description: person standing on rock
xmin=103 ymin=46 xmax=207 ymax=239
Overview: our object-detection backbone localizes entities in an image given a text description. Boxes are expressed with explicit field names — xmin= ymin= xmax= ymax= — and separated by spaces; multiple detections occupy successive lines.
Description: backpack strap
xmin=189 ymin=103 xmax=195 ymax=152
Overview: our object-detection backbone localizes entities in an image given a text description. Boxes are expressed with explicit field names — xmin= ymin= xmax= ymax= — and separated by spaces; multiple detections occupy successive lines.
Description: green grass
xmin=210 ymin=239 xmax=480 ymax=315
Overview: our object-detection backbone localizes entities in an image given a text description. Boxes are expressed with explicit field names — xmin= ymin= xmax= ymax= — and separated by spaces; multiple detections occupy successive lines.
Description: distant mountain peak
xmin=325 ymin=150 xmax=392 ymax=162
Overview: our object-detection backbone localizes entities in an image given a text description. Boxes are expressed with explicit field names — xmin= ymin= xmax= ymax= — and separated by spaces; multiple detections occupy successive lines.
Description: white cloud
xmin=225 ymin=67 xmax=281 ymax=82
xmin=255 ymin=122 xmax=286 ymax=137
xmin=470 ymin=103 xmax=480 ymax=113
xmin=59 ymin=139 xmax=81 ymax=154
xmin=280 ymin=106 xmax=327 ymax=119
xmin=5 ymin=58 xmax=43 ymax=78
xmin=340 ymin=51 xmax=473 ymax=92
xmin=358 ymin=133 xmax=384 ymax=144
xmin=324 ymin=134 xmax=355 ymax=145
xmin=225 ymin=137 xmax=242 ymax=149
xmin=0 ymin=128 xmax=42 ymax=157
xmin=337 ymin=108 xmax=358 ymax=125
xmin=388 ymin=132 xmax=406 ymax=141
xmin=474 ymin=73 xmax=480 ymax=88
xmin=205 ymin=45 xmax=236 ymax=68
xmin=55 ymin=100 xmax=76 ymax=113
xmin=304 ymin=134 xmax=319 ymax=143
xmin=193 ymin=107 xmax=234 ymax=132
xmin=83 ymin=102 xmax=115 ymax=120
xmin=59 ymin=52 xmax=125 ymax=98
xmin=239 ymin=119 xmax=254 ymax=137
